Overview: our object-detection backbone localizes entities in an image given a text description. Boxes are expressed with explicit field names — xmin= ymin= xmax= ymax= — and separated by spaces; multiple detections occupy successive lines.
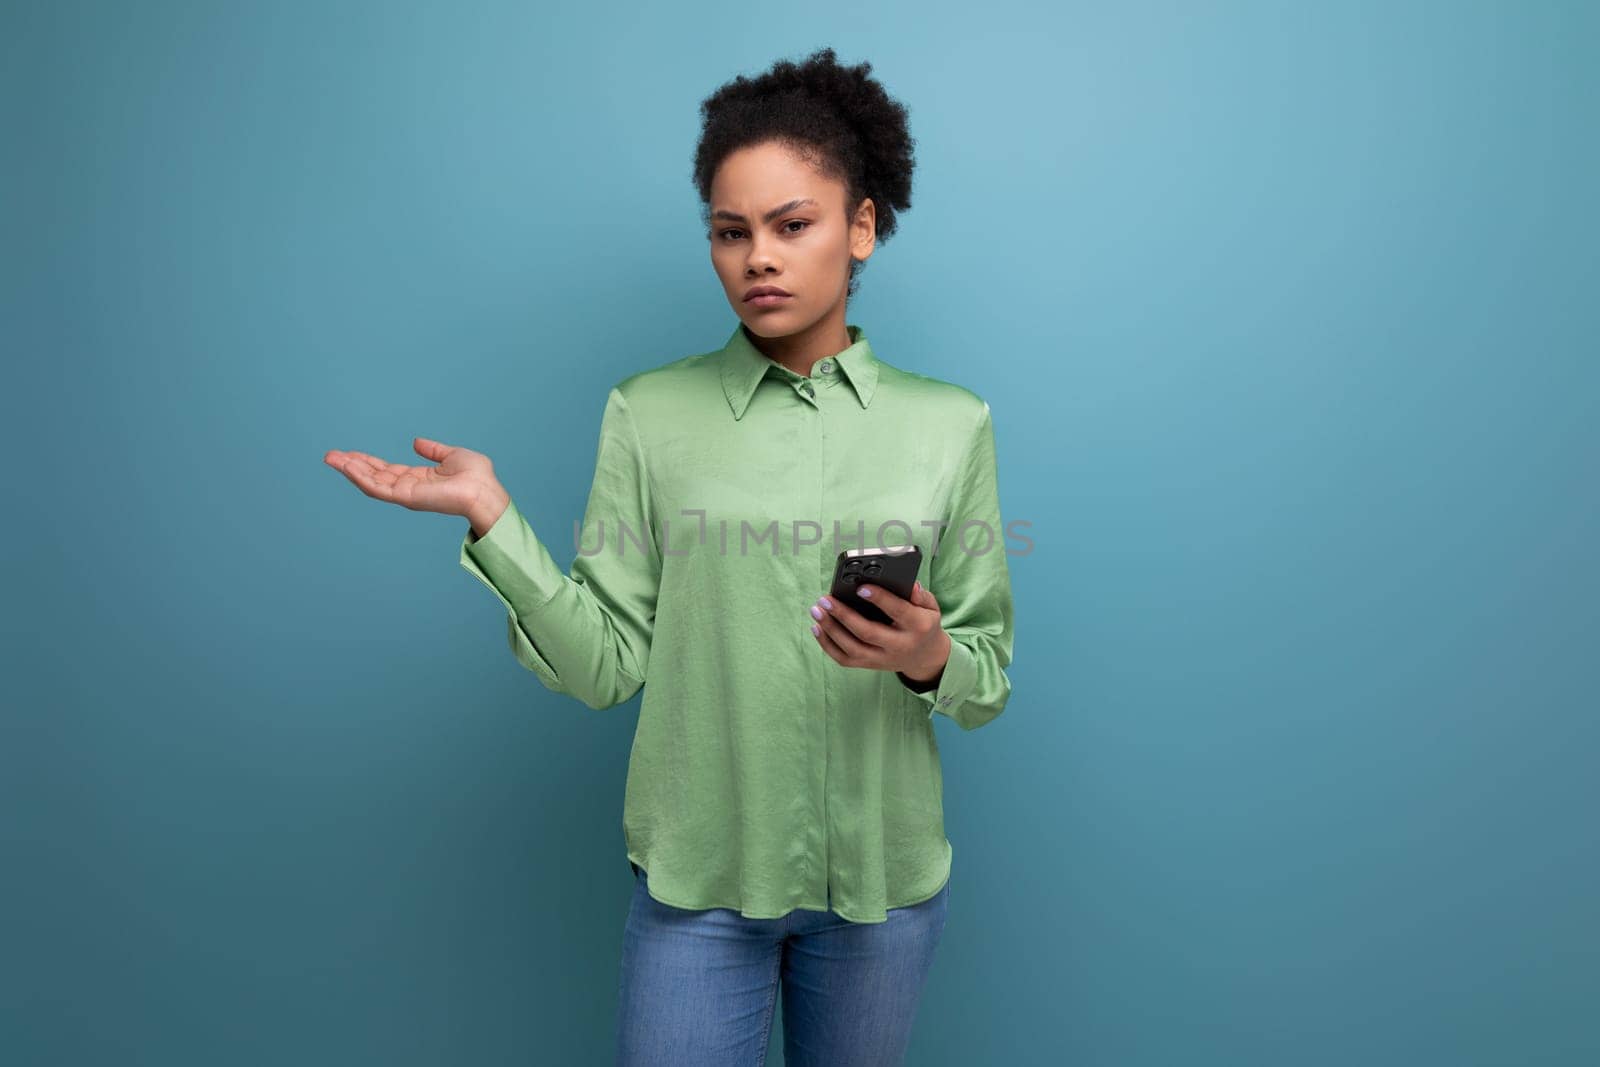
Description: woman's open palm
xmin=323 ymin=437 xmax=496 ymax=517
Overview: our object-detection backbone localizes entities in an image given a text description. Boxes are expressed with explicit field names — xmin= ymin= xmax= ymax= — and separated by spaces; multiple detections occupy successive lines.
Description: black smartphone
xmin=829 ymin=545 xmax=923 ymax=626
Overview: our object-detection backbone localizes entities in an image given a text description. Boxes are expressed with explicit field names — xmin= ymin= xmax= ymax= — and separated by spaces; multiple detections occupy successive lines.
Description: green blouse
xmin=459 ymin=321 xmax=1015 ymax=924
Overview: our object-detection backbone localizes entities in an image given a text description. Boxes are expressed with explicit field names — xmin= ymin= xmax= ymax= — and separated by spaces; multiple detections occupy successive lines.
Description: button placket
xmin=810 ymin=382 xmax=830 ymax=911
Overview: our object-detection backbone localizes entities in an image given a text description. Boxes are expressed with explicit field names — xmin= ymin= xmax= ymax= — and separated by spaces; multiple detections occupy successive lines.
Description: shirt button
xmin=801 ymin=382 xmax=814 ymax=397
xmin=819 ymin=360 xmax=834 ymax=374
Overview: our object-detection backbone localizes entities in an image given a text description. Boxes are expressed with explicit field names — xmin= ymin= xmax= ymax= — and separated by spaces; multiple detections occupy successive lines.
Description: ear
xmin=850 ymin=197 xmax=876 ymax=262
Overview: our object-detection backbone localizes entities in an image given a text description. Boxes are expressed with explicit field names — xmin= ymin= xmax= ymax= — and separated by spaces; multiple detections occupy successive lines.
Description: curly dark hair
xmin=692 ymin=47 xmax=916 ymax=301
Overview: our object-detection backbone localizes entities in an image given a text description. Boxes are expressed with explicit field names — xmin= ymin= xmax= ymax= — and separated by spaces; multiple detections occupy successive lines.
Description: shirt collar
xmin=719 ymin=321 xmax=879 ymax=420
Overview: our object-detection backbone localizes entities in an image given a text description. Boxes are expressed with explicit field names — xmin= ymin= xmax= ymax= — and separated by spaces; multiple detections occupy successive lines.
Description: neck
xmin=746 ymin=308 xmax=851 ymax=377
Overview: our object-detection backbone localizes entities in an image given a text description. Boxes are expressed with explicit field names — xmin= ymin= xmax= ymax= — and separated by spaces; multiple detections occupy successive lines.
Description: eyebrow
xmin=710 ymin=198 xmax=819 ymax=226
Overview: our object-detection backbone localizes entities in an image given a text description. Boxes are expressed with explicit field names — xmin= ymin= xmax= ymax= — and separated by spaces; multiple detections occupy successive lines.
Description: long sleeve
xmin=458 ymin=387 xmax=660 ymax=711
xmin=899 ymin=400 xmax=1015 ymax=730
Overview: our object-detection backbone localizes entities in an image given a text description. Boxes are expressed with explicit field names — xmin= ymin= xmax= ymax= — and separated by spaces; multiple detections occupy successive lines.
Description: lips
xmin=744 ymin=286 xmax=792 ymax=301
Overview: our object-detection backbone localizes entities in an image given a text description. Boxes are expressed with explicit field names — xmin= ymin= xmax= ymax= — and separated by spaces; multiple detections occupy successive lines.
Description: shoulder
xmin=616 ymin=348 xmax=714 ymax=391
xmin=601 ymin=347 xmax=726 ymax=422
xmin=874 ymin=358 xmax=993 ymax=434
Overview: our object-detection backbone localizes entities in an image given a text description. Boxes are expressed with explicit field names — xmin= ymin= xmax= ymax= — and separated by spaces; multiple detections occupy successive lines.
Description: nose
xmin=744 ymin=234 xmax=780 ymax=273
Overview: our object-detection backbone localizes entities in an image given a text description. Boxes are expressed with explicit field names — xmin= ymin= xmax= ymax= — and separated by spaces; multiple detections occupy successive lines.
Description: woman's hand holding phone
xmin=323 ymin=437 xmax=511 ymax=538
xmin=809 ymin=580 xmax=952 ymax=688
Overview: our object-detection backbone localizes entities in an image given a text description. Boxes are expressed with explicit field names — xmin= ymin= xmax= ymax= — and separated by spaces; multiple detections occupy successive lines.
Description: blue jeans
xmin=615 ymin=862 xmax=950 ymax=1066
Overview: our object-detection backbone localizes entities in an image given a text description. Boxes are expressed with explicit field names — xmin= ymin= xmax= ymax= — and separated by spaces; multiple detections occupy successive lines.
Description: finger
xmin=853 ymin=582 xmax=914 ymax=625
xmin=824 ymin=594 xmax=902 ymax=647
xmin=816 ymin=603 xmax=887 ymax=662
xmin=811 ymin=618 xmax=850 ymax=665
xmin=815 ymin=614 xmax=874 ymax=667
xmin=337 ymin=456 xmax=398 ymax=503
xmin=333 ymin=450 xmax=402 ymax=477
xmin=414 ymin=437 xmax=453 ymax=462
xmin=914 ymin=580 xmax=940 ymax=615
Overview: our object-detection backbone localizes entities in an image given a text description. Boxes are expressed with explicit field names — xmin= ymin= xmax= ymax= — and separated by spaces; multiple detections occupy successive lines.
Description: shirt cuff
xmin=458 ymin=497 xmax=568 ymax=615
xmin=900 ymin=636 xmax=979 ymax=721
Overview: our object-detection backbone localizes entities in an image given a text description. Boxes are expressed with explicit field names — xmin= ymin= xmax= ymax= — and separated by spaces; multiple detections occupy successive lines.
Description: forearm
xmin=461 ymin=496 xmax=657 ymax=710
xmin=901 ymin=628 xmax=1012 ymax=728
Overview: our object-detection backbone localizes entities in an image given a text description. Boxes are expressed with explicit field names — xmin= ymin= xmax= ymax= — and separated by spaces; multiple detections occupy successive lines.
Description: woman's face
xmin=707 ymin=140 xmax=875 ymax=337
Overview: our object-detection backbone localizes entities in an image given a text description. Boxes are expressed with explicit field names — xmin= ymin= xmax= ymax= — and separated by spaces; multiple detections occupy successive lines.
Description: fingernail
xmin=859 ymin=587 xmax=873 ymax=598
xmin=811 ymin=623 xmax=820 ymax=635
xmin=810 ymin=605 xmax=823 ymax=619
xmin=819 ymin=596 xmax=833 ymax=609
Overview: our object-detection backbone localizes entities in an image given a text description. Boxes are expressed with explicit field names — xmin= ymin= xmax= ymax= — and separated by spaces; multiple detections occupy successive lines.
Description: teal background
xmin=4 ymin=1 xmax=1596 ymax=1064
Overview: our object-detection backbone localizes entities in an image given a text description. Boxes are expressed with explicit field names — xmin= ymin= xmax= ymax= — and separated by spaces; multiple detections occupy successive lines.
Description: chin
xmin=740 ymin=308 xmax=798 ymax=333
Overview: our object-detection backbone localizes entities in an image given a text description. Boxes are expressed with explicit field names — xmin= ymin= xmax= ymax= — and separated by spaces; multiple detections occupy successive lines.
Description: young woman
xmin=325 ymin=47 xmax=1014 ymax=1067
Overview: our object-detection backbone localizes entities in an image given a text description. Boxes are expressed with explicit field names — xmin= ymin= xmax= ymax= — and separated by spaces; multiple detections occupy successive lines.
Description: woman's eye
xmin=715 ymin=221 xmax=807 ymax=241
